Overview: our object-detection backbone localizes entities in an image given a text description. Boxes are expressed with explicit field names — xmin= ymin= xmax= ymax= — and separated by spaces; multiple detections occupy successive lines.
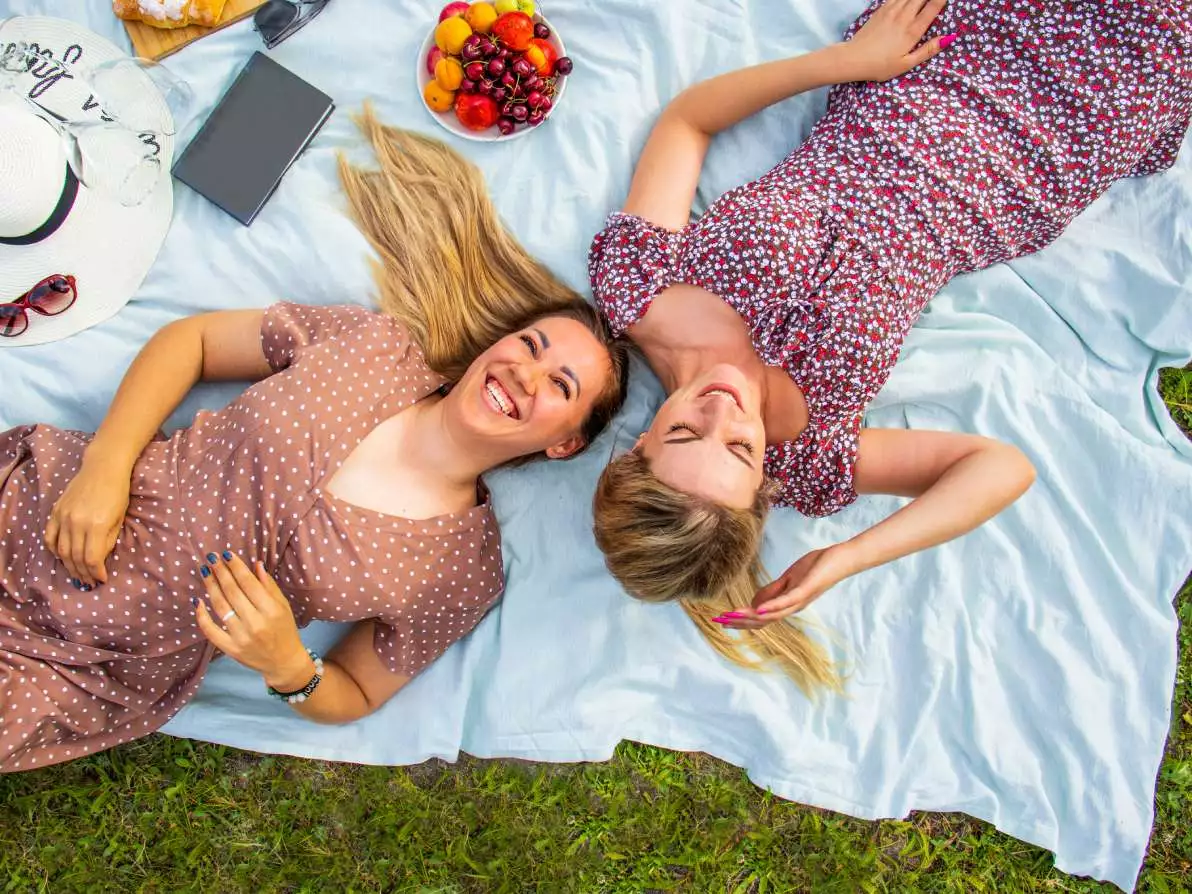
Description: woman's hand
xmin=194 ymin=551 xmax=315 ymax=692
xmin=44 ymin=455 xmax=133 ymax=588
xmin=712 ymin=545 xmax=856 ymax=629
xmin=840 ymin=0 xmax=954 ymax=83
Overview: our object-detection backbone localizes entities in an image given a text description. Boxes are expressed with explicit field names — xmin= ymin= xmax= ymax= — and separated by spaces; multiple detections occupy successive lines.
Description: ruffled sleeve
xmin=587 ymin=212 xmax=684 ymax=336
xmin=765 ymin=413 xmax=862 ymax=518
xmin=259 ymin=301 xmax=378 ymax=373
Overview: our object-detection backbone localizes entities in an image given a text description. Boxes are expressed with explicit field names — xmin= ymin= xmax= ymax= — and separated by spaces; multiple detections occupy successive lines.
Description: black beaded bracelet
xmin=267 ymin=648 xmax=324 ymax=704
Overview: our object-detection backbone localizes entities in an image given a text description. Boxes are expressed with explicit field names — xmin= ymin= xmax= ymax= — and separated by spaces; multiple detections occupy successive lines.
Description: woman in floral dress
xmin=589 ymin=0 xmax=1190 ymax=690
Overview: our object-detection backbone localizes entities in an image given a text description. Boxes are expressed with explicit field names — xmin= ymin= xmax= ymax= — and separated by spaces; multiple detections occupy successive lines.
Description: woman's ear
xmin=545 ymin=434 xmax=587 ymax=460
xmin=632 ymin=432 xmax=647 ymax=453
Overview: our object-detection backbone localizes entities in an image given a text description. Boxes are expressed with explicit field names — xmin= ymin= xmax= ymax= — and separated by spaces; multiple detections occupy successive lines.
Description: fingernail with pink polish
xmin=939 ymin=33 xmax=957 ymax=49
xmin=756 ymin=608 xmax=768 ymax=615
xmin=720 ymin=611 xmax=744 ymax=619
xmin=711 ymin=617 xmax=731 ymax=625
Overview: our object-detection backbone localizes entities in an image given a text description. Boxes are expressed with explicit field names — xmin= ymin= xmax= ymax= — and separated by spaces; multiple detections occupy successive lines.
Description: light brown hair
xmin=338 ymin=104 xmax=628 ymax=454
xmin=593 ymin=451 xmax=841 ymax=695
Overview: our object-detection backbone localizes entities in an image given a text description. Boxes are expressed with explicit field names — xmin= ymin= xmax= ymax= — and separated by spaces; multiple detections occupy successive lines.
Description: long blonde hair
xmin=593 ymin=451 xmax=841 ymax=696
xmin=338 ymin=104 xmax=628 ymax=450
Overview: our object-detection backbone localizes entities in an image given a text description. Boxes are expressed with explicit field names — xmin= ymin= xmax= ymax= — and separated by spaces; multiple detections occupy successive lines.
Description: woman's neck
xmin=398 ymin=395 xmax=492 ymax=492
xmin=632 ymin=284 xmax=770 ymax=393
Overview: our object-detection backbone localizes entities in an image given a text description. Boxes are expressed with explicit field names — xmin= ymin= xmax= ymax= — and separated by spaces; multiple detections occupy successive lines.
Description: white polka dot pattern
xmin=0 ymin=302 xmax=505 ymax=771
xmin=590 ymin=0 xmax=1190 ymax=517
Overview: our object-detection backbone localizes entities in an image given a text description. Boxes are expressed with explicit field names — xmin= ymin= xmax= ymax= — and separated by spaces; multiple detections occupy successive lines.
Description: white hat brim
xmin=0 ymin=16 xmax=174 ymax=347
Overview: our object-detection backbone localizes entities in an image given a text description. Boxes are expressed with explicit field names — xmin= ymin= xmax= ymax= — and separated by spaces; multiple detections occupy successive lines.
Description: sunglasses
xmin=1 ymin=275 xmax=78 ymax=338
xmin=253 ymin=0 xmax=332 ymax=50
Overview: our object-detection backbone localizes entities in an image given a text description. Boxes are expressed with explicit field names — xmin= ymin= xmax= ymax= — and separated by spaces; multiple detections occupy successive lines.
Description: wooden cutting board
xmin=122 ymin=0 xmax=268 ymax=60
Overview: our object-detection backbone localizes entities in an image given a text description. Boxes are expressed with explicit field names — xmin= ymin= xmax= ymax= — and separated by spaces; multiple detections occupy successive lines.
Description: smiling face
xmin=451 ymin=315 xmax=613 ymax=460
xmin=639 ymin=363 xmax=766 ymax=509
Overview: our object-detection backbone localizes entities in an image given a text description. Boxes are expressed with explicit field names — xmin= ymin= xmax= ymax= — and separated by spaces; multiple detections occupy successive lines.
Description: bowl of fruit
xmin=418 ymin=1 xmax=573 ymax=141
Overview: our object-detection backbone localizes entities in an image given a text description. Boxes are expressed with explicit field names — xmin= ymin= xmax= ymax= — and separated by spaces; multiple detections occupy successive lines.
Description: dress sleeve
xmin=587 ymin=211 xmax=683 ymax=336
xmin=259 ymin=301 xmax=377 ymax=373
xmin=370 ymin=517 xmax=505 ymax=678
xmin=766 ymin=412 xmax=862 ymax=518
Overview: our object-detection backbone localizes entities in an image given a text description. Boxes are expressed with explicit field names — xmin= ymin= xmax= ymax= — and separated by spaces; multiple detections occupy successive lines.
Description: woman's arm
xmin=195 ymin=554 xmax=410 ymax=724
xmin=623 ymin=0 xmax=951 ymax=230
xmin=45 ymin=310 xmax=270 ymax=586
xmin=722 ymin=430 xmax=1035 ymax=627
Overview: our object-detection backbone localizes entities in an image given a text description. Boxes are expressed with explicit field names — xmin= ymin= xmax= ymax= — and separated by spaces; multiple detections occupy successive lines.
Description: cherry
xmin=555 ymin=56 xmax=573 ymax=76
xmin=526 ymin=90 xmax=545 ymax=109
xmin=510 ymin=104 xmax=529 ymax=122
xmin=511 ymin=57 xmax=535 ymax=78
xmin=538 ymin=95 xmax=553 ymax=113
xmin=500 ymin=71 xmax=517 ymax=88
xmin=464 ymin=61 xmax=486 ymax=82
xmin=487 ymin=57 xmax=505 ymax=76
xmin=491 ymin=86 xmax=508 ymax=102
xmin=533 ymin=23 xmax=550 ymax=39
xmin=522 ymin=74 xmax=541 ymax=91
xmin=477 ymin=79 xmax=494 ymax=95
xmin=497 ymin=117 xmax=517 ymax=136
xmin=526 ymin=108 xmax=545 ymax=126
xmin=460 ymin=78 xmax=477 ymax=94
xmin=501 ymin=100 xmax=517 ymax=117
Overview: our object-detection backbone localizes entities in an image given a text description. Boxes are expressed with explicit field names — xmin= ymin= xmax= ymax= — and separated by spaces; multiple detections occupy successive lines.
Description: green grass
xmin=2 ymin=368 xmax=1190 ymax=894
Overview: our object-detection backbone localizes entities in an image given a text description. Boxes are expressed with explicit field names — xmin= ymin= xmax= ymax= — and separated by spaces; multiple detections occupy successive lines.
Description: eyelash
xmin=667 ymin=423 xmax=753 ymax=455
xmin=520 ymin=334 xmax=571 ymax=399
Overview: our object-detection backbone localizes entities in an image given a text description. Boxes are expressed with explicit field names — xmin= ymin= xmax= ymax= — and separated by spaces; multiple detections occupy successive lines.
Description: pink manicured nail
xmin=720 ymin=611 xmax=745 ymax=619
xmin=939 ymin=33 xmax=957 ymax=49
xmin=756 ymin=608 xmax=768 ymax=615
xmin=711 ymin=617 xmax=731 ymax=625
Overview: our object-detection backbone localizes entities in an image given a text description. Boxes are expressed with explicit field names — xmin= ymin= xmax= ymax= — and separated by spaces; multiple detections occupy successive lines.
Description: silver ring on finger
xmin=221 ymin=609 xmax=237 ymax=622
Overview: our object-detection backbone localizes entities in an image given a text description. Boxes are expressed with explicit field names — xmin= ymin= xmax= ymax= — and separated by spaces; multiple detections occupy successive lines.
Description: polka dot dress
xmin=0 ymin=302 xmax=504 ymax=772
xmin=590 ymin=0 xmax=1190 ymax=517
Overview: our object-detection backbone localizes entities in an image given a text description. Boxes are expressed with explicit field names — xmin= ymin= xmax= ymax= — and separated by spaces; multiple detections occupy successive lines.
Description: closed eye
xmin=553 ymin=377 xmax=571 ymax=399
xmin=519 ymin=333 xmax=539 ymax=357
xmin=664 ymin=424 xmax=755 ymax=468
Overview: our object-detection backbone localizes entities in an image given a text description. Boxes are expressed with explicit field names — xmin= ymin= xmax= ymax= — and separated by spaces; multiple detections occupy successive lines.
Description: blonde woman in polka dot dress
xmin=590 ymin=0 xmax=1189 ymax=691
xmin=0 ymin=113 xmax=628 ymax=772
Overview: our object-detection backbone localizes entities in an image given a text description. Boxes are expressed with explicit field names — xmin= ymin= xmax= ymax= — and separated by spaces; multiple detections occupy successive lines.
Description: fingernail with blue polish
xmin=191 ymin=596 xmax=198 ymax=607
xmin=206 ymin=553 xmax=218 ymax=565
xmin=199 ymin=566 xmax=210 ymax=578
xmin=222 ymin=550 xmax=233 ymax=561
xmin=80 ymin=584 xmax=92 ymax=592
xmin=70 ymin=578 xmax=81 ymax=588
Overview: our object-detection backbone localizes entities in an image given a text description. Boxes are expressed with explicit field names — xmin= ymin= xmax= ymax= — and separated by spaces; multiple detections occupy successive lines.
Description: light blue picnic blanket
xmin=2 ymin=1 xmax=1189 ymax=889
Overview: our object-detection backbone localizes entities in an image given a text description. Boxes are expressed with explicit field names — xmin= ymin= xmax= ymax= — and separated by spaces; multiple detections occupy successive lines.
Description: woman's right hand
xmin=44 ymin=454 xmax=132 ymax=587
xmin=840 ymin=0 xmax=954 ymax=83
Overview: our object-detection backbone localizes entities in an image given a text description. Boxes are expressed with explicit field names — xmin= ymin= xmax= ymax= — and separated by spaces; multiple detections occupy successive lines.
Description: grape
xmin=464 ymin=61 xmax=486 ymax=82
xmin=491 ymin=86 xmax=508 ymax=102
xmin=526 ymin=90 xmax=545 ymax=109
xmin=533 ymin=23 xmax=550 ymax=39
xmin=487 ymin=57 xmax=505 ymax=76
xmin=511 ymin=57 xmax=535 ymax=78
xmin=460 ymin=78 xmax=478 ymax=94
xmin=497 ymin=117 xmax=517 ymax=136
xmin=500 ymin=72 xmax=517 ymax=88
xmin=527 ymin=108 xmax=545 ymax=126
xmin=510 ymin=104 xmax=529 ymax=122
xmin=555 ymin=56 xmax=573 ymax=76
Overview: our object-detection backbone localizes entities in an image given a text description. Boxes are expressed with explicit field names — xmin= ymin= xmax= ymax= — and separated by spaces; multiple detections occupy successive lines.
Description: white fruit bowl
xmin=416 ymin=12 xmax=569 ymax=142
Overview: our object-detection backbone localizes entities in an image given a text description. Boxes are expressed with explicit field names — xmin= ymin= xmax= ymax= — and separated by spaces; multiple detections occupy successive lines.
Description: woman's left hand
xmin=713 ymin=545 xmax=855 ymax=629
xmin=193 ymin=551 xmax=314 ymax=690
xmin=841 ymin=0 xmax=954 ymax=83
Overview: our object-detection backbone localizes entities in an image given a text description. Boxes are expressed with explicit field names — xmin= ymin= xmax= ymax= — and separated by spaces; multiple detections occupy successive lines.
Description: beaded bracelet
xmin=267 ymin=648 xmax=324 ymax=704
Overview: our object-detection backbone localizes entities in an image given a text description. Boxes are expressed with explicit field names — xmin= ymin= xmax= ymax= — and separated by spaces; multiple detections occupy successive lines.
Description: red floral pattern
xmin=590 ymin=0 xmax=1190 ymax=517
